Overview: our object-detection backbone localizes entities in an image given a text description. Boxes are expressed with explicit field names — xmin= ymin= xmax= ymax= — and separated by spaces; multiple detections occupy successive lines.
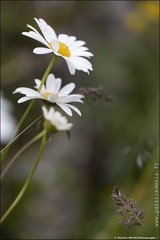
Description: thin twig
xmin=1 ymin=130 xmax=44 ymax=180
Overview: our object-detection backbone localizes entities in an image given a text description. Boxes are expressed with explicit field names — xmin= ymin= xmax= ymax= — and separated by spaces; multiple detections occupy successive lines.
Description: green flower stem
xmin=1 ymin=129 xmax=45 ymax=181
xmin=1 ymin=55 xmax=57 ymax=163
xmin=38 ymin=55 xmax=57 ymax=92
xmin=0 ymin=130 xmax=47 ymax=224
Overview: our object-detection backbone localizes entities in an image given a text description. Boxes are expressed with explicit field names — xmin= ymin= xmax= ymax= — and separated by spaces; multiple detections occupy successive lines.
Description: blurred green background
xmin=1 ymin=1 xmax=159 ymax=239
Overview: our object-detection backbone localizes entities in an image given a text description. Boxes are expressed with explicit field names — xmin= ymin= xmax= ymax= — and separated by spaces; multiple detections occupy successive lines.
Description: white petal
xmin=66 ymin=56 xmax=93 ymax=74
xmin=34 ymin=18 xmax=49 ymax=41
xmin=75 ymin=56 xmax=93 ymax=68
xmin=63 ymin=59 xmax=76 ymax=75
xmin=69 ymin=40 xmax=86 ymax=49
xmin=34 ymin=79 xmax=41 ymax=88
xmin=71 ymin=49 xmax=93 ymax=57
xmin=58 ymin=34 xmax=69 ymax=43
xmin=65 ymin=104 xmax=82 ymax=116
xmin=71 ymin=46 xmax=88 ymax=53
xmin=22 ymin=31 xmax=49 ymax=48
xmin=42 ymin=105 xmax=48 ymax=118
xmin=14 ymin=87 xmax=42 ymax=97
xmin=44 ymin=28 xmax=54 ymax=43
xmin=55 ymin=78 xmax=62 ymax=93
xmin=53 ymin=51 xmax=62 ymax=57
xmin=56 ymin=103 xmax=72 ymax=116
xmin=46 ymin=74 xmax=56 ymax=92
xmin=34 ymin=18 xmax=57 ymax=41
xmin=74 ymin=46 xmax=89 ymax=51
xmin=47 ymin=25 xmax=57 ymax=40
xmin=48 ymin=106 xmax=55 ymax=119
xmin=51 ymin=39 xmax=59 ymax=51
xmin=26 ymin=24 xmax=40 ymax=34
xmin=66 ymin=36 xmax=76 ymax=45
xmin=18 ymin=96 xmax=37 ymax=103
xmin=33 ymin=47 xmax=53 ymax=54
xmin=64 ymin=57 xmax=81 ymax=69
xmin=58 ymin=83 xmax=75 ymax=96
xmin=34 ymin=79 xmax=46 ymax=92
xmin=59 ymin=95 xmax=84 ymax=103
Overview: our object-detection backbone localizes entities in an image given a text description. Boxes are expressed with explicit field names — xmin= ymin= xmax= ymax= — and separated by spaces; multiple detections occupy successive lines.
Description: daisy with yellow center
xmin=13 ymin=74 xmax=84 ymax=116
xmin=22 ymin=18 xmax=93 ymax=75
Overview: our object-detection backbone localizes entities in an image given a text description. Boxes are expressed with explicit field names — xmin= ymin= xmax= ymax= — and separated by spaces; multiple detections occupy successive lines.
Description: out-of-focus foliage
xmin=1 ymin=1 xmax=159 ymax=239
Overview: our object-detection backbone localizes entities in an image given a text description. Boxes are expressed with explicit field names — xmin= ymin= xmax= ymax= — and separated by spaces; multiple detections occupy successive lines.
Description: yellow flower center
xmin=48 ymin=41 xmax=70 ymax=57
xmin=44 ymin=92 xmax=59 ymax=99
xmin=58 ymin=41 xmax=70 ymax=57
xmin=44 ymin=92 xmax=51 ymax=98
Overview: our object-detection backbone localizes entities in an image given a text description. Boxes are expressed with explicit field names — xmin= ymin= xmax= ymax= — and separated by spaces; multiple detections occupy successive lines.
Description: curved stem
xmin=1 ymin=55 xmax=57 ymax=163
xmin=0 ymin=131 xmax=47 ymax=224
xmin=1 ymin=130 xmax=45 ymax=181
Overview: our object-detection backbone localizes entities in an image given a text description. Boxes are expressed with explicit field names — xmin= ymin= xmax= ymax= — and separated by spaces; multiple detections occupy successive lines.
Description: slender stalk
xmin=0 ymin=130 xmax=47 ymax=224
xmin=38 ymin=55 xmax=57 ymax=92
xmin=1 ymin=115 xmax=42 ymax=154
xmin=1 ymin=55 xmax=57 ymax=163
xmin=0 ymin=100 xmax=35 ymax=162
xmin=1 ymin=130 xmax=45 ymax=180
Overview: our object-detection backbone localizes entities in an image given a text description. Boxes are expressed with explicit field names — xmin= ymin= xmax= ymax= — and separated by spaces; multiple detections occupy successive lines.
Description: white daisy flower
xmin=22 ymin=18 xmax=93 ymax=75
xmin=13 ymin=74 xmax=84 ymax=116
xmin=42 ymin=106 xmax=73 ymax=132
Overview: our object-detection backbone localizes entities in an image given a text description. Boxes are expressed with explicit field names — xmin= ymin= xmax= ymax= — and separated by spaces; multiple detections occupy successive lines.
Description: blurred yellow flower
xmin=124 ymin=1 xmax=159 ymax=33
xmin=138 ymin=1 xmax=159 ymax=22
xmin=125 ymin=11 xmax=147 ymax=32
